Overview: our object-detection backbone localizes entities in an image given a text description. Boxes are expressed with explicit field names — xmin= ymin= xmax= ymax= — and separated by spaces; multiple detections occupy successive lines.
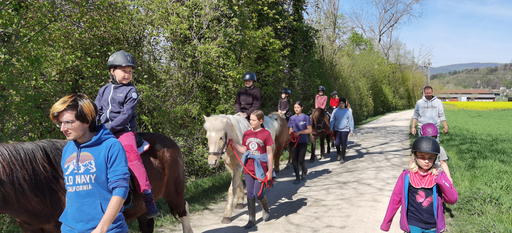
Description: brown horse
xmin=203 ymin=112 xmax=288 ymax=223
xmin=268 ymin=113 xmax=291 ymax=173
xmin=309 ymin=108 xmax=331 ymax=162
xmin=0 ymin=133 xmax=193 ymax=233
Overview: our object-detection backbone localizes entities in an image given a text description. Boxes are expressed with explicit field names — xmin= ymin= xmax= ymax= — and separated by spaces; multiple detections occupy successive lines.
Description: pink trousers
xmin=116 ymin=131 xmax=151 ymax=192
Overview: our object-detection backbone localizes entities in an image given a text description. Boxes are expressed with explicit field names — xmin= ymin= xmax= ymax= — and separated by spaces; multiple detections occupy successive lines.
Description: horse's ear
xmin=203 ymin=115 xmax=208 ymax=121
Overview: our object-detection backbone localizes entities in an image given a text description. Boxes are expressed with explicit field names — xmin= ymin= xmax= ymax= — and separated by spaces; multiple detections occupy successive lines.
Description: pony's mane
xmin=0 ymin=139 xmax=67 ymax=210
xmin=203 ymin=114 xmax=250 ymax=143
xmin=265 ymin=112 xmax=282 ymax=143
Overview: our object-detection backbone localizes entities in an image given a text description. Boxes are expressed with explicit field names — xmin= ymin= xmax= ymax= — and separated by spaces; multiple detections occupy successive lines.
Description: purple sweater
xmin=381 ymin=170 xmax=458 ymax=233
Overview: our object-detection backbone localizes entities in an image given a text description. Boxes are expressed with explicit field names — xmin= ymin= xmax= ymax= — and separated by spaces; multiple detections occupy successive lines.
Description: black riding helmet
xmin=108 ymin=50 xmax=136 ymax=84
xmin=331 ymin=91 xmax=338 ymax=96
xmin=412 ymin=136 xmax=440 ymax=170
xmin=281 ymin=88 xmax=291 ymax=95
xmin=107 ymin=50 xmax=137 ymax=69
xmin=242 ymin=72 xmax=257 ymax=82
xmin=318 ymin=86 xmax=325 ymax=92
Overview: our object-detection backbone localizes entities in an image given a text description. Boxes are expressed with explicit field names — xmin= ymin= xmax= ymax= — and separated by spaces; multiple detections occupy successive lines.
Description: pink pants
xmin=116 ymin=131 xmax=151 ymax=192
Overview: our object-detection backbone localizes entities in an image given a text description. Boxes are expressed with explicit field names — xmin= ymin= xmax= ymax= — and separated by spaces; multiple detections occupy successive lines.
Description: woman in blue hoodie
xmin=330 ymin=98 xmax=354 ymax=164
xmin=50 ymin=94 xmax=130 ymax=233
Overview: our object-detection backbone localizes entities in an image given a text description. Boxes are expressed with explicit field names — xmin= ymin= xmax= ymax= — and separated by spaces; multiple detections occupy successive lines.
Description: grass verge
xmin=436 ymin=109 xmax=512 ymax=232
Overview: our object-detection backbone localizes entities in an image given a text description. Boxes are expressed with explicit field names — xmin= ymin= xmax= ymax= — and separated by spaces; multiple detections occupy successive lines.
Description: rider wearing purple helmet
xmin=418 ymin=123 xmax=453 ymax=182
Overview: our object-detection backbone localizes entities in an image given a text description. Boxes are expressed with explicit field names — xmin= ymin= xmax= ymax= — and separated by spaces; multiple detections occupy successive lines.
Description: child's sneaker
xmin=143 ymin=192 xmax=160 ymax=219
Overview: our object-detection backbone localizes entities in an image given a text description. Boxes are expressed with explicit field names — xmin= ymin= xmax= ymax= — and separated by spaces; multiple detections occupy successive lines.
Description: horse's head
xmin=203 ymin=114 xmax=250 ymax=168
xmin=203 ymin=115 xmax=235 ymax=168
xmin=311 ymin=108 xmax=327 ymax=133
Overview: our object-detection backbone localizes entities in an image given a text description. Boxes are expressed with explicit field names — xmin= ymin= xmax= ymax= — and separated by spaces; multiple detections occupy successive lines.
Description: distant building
xmin=436 ymin=89 xmax=496 ymax=102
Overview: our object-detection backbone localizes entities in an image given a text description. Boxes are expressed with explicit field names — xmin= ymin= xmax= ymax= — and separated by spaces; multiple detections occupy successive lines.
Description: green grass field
xmin=438 ymin=110 xmax=512 ymax=232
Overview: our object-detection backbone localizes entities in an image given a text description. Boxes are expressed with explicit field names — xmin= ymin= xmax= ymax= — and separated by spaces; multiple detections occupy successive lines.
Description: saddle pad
xmin=137 ymin=140 xmax=150 ymax=155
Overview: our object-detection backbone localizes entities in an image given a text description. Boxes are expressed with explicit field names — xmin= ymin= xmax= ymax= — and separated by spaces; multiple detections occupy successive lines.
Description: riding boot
xmin=259 ymin=196 xmax=270 ymax=221
xmin=301 ymin=162 xmax=308 ymax=180
xmin=341 ymin=146 xmax=347 ymax=164
xmin=336 ymin=145 xmax=341 ymax=161
xmin=245 ymin=198 xmax=256 ymax=229
xmin=143 ymin=192 xmax=160 ymax=219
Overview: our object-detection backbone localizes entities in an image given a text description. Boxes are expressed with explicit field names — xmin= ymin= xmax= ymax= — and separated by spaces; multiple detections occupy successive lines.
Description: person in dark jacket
xmin=278 ymin=88 xmax=292 ymax=121
xmin=95 ymin=50 xmax=159 ymax=218
xmin=235 ymin=72 xmax=261 ymax=120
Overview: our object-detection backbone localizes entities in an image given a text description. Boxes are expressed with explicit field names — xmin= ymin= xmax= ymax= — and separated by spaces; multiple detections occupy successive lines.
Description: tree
xmin=348 ymin=0 xmax=426 ymax=60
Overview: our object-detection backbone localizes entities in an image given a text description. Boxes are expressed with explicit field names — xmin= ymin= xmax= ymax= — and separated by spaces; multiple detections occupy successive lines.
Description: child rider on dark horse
xmin=95 ymin=50 xmax=159 ymax=218
xmin=235 ymin=72 xmax=261 ymax=120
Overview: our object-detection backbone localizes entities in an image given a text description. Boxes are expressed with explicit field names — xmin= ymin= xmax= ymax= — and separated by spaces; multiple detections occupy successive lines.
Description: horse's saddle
xmin=123 ymin=134 xmax=150 ymax=211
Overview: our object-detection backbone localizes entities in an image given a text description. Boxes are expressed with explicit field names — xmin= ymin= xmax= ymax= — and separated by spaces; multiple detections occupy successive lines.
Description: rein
xmin=228 ymin=140 xmax=273 ymax=196
xmin=208 ymin=132 xmax=228 ymax=156
xmin=276 ymin=132 xmax=300 ymax=149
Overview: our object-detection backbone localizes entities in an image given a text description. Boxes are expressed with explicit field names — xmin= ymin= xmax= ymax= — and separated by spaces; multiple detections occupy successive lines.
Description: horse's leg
xmin=320 ymin=135 xmax=325 ymax=160
xmin=137 ymin=214 xmax=154 ymax=233
xmin=235 ymin=173 xmax=245 ymax=209
xmin=180 ymin=201 xmax=194 ymax=233
xmin=287 ymin=143 xmax=293 ymax=165
xmin=309 ymin=134 xmax=316 ymax=163
xmin=326 ymin=133 xmax=331 ymax=154
xmin=221 ymin=164 xmax=237 ymax=223
xmin=274 ymin=147 xmax=282 ymax=173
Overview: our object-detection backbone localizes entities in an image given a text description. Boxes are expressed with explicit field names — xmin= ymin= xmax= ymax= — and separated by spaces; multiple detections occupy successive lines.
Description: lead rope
xmin=229 ymin=140 xmax=273 ymax=196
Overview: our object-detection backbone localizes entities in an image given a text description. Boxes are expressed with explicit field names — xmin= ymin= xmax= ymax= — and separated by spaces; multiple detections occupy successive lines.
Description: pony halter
xmin=208 ymin=132 xmax=229 ymax=156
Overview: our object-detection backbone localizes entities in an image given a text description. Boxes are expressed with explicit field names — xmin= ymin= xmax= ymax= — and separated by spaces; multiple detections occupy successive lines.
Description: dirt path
xmin=167 ymin=110 xmax=413 ymax=233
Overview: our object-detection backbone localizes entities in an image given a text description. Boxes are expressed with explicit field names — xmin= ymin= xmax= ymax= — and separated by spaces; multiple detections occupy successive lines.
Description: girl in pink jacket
xmin=381 ymin=136 xmax=458 ymax=233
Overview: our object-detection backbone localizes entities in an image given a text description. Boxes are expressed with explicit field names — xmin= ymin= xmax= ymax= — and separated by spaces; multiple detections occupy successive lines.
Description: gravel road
xmin=166 ymin=110 xmax=413 ymax=233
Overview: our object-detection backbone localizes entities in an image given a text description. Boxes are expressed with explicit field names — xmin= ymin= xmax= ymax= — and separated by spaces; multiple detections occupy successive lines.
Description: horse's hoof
xmin=221 ymin=217 xmax=232 ymax=224
xmin=235 ymin=203 xmax=244 ymax=209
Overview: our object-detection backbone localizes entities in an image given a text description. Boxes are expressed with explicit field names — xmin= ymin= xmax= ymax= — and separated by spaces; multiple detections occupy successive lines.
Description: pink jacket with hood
xmin=380 ymin=170 xmax=458 ymax=233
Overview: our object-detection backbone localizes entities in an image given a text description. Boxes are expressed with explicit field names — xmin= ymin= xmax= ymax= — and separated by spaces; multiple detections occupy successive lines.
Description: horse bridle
xmin=208 ymin=132 xmax=229 ymax=156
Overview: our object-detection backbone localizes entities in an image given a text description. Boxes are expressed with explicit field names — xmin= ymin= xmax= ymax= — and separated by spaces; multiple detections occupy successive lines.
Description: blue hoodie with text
xmin=59 ymin=124 xmax=130 ymax=233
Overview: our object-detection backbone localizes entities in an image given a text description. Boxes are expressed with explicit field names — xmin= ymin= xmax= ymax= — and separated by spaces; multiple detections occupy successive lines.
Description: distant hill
xmin=431 ymin=63 xmax=502 ymax=75
xmin=430 ymin=63 xmax=512 ymax=89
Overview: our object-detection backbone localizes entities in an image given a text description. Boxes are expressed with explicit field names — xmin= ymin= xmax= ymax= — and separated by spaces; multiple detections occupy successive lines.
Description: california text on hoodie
xmin=60 ymin=124 xmax=130 ymax=233
xmin=380 ymin=170 xmax=458 ymax=233
xmin=95 ymin=82 xmax=138 ymax=134
xmin=413 ymin=96 xmax=447 ymax=128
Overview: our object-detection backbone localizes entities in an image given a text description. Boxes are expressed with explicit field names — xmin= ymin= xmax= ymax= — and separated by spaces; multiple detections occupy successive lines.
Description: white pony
xmin=203 ymin=113 xmax=280 ymax=223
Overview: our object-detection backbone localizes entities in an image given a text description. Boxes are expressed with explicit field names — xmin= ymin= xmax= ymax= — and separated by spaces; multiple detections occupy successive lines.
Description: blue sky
xmin=343 ymin=0 xmax=512 ymax=67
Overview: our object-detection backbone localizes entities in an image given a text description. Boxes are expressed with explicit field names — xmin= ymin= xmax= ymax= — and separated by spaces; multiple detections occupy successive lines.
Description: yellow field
xmin=443 ymin=101 xmax=512 ymax=111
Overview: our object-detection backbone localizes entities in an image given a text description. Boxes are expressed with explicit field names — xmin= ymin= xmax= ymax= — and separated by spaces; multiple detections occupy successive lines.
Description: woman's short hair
xmin=50 ymin=93 xmax=98 ymax=132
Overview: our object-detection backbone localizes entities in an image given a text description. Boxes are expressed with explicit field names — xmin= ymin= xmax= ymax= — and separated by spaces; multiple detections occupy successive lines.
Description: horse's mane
xmin=0 ymin=139 xmax=67 ymax=210
xmin=203 ymin=114 xmax=250 ymax=143
xmin=265 ymin=112 xmax=282 ymax=144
